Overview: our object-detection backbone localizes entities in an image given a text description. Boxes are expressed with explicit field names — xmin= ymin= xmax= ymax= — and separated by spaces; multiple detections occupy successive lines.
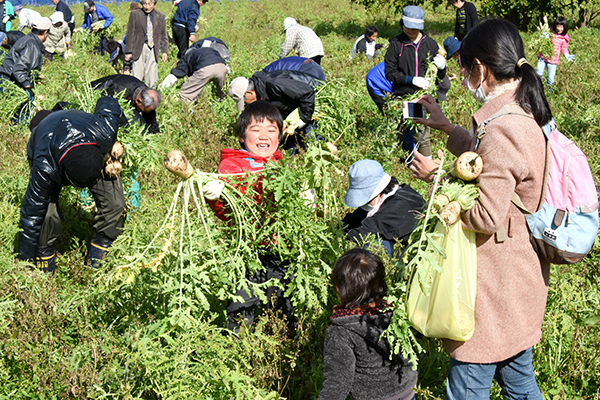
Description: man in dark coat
xmin=124 ymin=0 xmax=168 ymax=88
xmin=171 ymin=0 xmax=207 ymax=58
xmin=263 ymin=56 xmax=325 ymax=83
xmin=0 ymin=30 xmax=25 ymax=51
xmin=91 ymin=74 xmax=162 ymax=134
xmin=17 ymin=97 xmax=127 ymax=273
xmin=228 ymin=70 xmax=317 ymax=124
xmin=159 ymin=44 xmax=227 ymax=103
xmin=0 ymin=18 xmax=50 ymax=121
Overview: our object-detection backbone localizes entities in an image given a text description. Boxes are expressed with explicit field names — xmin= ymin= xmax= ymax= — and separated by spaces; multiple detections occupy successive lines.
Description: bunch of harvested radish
xmin=401 ymin=151 xmax=483 ymax=293
xmin=104 ymin=141 xmax=124 ymax=177
xmin=433 ymin=151 xmax=483 ymax=226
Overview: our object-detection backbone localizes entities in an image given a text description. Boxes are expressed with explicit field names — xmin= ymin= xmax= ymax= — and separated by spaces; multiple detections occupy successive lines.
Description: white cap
xmin=32 ymin=17 xmax=52 ymax=31
xmin=50 ymin=11 xmax=65 ymax=25
xmin=228 ymin=77 xmax=249 ymax=112
xmin=283 ymin=17 xmax=297 ymax=31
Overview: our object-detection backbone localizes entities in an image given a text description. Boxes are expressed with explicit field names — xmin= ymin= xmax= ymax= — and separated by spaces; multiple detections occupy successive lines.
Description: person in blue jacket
xmin=365 ymin=62 xmax=392 ymax=116
xmin=172 ymin=0 xmax=208 ymax=59
xmin=263 ymin=56 xmax=326 ymax=83
xmin=17 ymin=97 xmax=127 ymax=273
xmin=79 ymin=0 xmax=113 ymax=55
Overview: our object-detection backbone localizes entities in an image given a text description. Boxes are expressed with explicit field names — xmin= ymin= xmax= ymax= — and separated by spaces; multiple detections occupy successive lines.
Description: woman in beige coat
xmin=43 ymin=11 xmax=70 ymax=60
xmin=410 ymin=19 xmax=552 ymax=400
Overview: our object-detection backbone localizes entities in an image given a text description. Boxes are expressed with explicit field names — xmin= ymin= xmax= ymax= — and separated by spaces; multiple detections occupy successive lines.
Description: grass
xmin=0 ymin=0 xmax=599 ymax=398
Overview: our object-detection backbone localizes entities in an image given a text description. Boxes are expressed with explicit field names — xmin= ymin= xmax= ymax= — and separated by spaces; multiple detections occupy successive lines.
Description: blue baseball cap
xmin=444 ymin=36 xmax=461 ymax=59
xmin=402 ymin=6 xmax=425 ymax=30
xmin=344 ymin=160 xmax=391 ymax=208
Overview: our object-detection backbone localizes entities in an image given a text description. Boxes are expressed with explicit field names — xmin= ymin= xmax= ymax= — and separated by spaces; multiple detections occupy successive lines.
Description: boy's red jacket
xmin=207 ymin=148 xmax=283 ymax=221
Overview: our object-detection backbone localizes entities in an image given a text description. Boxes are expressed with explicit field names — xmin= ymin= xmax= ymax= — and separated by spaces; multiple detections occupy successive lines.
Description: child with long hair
xmin=536 ymin=16 xmax=575 ymax=92
xmin=318 ymin=248 xmax=417 ymax=400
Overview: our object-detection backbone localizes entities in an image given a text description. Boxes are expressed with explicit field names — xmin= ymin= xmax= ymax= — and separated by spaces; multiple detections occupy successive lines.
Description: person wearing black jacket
xmin=384 ymin=6 xmax=447 ymax=157
xmin=159 ymin=45 xmax=227 ymax=103
xmin=228 ymin=70 xmax=317 ymax=124
xmin=91 ymin=74 xmax=162 ymax=134
xmin=342 ymin=159 xmax=424 ymax=257
xmin=451 ymin=0 xmax=478 ymax=41
xmin=263 ymin=56 xmax=325 ymax=83
xmin=17 ymin=97 xmax=127 ymax=273
xmin=0 ymin=18 xmax=50 ymax=122
xmin=1 ymin=30 xmax=25 ymax=51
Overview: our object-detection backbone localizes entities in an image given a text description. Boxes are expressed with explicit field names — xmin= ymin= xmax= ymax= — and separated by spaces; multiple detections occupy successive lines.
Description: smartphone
xmin=403 ymin=101 xmax=427 ymax=119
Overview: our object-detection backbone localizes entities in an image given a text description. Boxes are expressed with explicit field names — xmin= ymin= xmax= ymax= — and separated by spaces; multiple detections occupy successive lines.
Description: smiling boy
xmin=203 ymin=101 xmax=296 ymax=333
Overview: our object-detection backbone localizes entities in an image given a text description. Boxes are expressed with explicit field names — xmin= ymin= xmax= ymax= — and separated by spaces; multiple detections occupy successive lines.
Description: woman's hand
xmin=409 ymin=150 xmax=444 ymax=183
xmin=414 ymin=95 xmax=455 ymax=134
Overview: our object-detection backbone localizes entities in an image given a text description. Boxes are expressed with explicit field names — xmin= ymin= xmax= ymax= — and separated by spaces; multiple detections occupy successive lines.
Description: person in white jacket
xmin=14 ymin=5 xmax=41 ymax=32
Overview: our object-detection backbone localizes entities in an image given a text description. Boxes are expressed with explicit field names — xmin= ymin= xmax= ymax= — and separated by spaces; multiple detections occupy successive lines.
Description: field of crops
xmin=0 ymin=0 xmax=599 ymax=398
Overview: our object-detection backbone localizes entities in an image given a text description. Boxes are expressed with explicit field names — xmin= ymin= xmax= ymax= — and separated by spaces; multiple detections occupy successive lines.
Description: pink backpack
xmin=477 ymin=103 xmax=599 ymax=264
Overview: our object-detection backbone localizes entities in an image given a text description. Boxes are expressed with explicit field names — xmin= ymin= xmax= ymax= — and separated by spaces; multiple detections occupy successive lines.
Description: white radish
xmin=111 ymin=142 xmax=124 ymax=159
xmin=104 ymin=159 xmax=122 ymax=177
xmin=164 ymin=150 xmax=194 ymax=180
xmin=453 ymin=151 xmax=483 ymax=181
xmin=440 ymin=201 xmax=462 ymax=226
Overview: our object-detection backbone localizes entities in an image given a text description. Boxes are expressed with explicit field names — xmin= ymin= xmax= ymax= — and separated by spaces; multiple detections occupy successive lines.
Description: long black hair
xmin=460 ymin=19 xmax=553 ymax=127
xmin=551 ymin=16 xmax=569 ymax=35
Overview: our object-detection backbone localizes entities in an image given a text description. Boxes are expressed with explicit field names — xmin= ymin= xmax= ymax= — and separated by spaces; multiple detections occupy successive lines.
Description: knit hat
xmin=83 ymin=0 xmax=95 ymax=13
xmin=402 ymin=6 xmax=425 ymax=30
xmin=60 ymin=145 xmax=104 ymax=188
xmin=283 ymin=17 xmax=297 ymax=31
xmin=50 ymin=11 xmax=65 ymax=25
xmin=228 ymin=77 xmax=249 ymax=112
xmin=29 ymin=110 xmax=53 ymax=132
xmin=31 ymin=17 xmax=52 ymax=31
xmin=344 ymin=160 xmax=391 ymax=208
xmin=443 ymin=36 xmax=461 ymax=59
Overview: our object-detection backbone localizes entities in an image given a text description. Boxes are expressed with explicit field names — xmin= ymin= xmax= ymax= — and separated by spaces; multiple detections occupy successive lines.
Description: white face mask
xmin=361 ymin=203 xmax=375 ymax=212
xmin=467 ymin=65 xmax=487 ymax=104
xmin=361 ymin=196 xmax=381 ymax=212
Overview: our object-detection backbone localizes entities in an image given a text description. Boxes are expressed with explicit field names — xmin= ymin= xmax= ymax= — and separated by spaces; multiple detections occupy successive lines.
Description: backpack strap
xmin=475 ymin=102 xmax=534 ymax=151
xmin=474 ymin=102 xmax=550 ymax=243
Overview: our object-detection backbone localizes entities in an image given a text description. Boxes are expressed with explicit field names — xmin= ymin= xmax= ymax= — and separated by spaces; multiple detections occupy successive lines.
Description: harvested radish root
xmin=439 ymin=201 xmax=461 ymax=225
xmin=164 ymin=149 xmax=195 ymax=180
xmin=453 ymin=151 xmax=483 ymax=181
xmin=326 ymin=142 xmax=338 ymax=155
xmin=111 ymin=142 xmax=124 ymax=159
xmin=104 ymin=158 xmax=122 ymax=177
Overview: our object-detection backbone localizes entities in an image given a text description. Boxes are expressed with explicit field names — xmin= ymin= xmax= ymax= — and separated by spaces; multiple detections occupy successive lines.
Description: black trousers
xmin=368 ymin=89 xmax=387 ymax=116
xmin=37 ymin=175 xmax=126 ymax=257
xmin=226 ymin=254 xmax=296 ymax=333
xmin=172 ymin=24 xmax=189 ymax=59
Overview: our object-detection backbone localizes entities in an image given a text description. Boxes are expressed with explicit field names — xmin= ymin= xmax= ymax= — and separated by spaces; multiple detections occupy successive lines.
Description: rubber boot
xmin=86 ymin=234 xmax=114 ymax=268
xmin=36 ymin=246 xmax=56 ymax=275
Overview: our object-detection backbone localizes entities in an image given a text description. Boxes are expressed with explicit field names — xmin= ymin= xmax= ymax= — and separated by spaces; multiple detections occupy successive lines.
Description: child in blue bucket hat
xmin=342 ymin=160 xmax=424 ymax=257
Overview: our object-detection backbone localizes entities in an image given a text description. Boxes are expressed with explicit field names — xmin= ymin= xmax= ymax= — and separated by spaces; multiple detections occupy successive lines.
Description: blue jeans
xmin=536 ymin=58 xmax=557 ymax=87
xmin=446 ymin=347 xmax=543 ymax=400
